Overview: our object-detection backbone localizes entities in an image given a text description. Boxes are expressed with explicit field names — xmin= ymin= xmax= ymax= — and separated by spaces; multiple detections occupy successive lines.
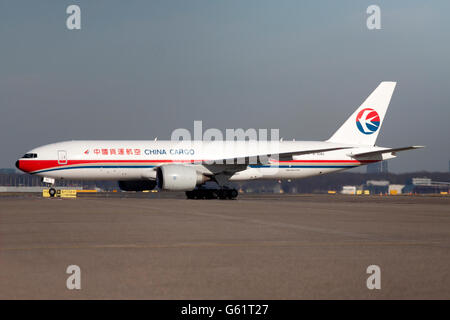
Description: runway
xmin=0 ymin=194 xmax=449 ymax=299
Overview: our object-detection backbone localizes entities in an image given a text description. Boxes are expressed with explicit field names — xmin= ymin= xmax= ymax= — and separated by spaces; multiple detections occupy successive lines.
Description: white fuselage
xmin=16 ymin=140 xmax=392 ymax=181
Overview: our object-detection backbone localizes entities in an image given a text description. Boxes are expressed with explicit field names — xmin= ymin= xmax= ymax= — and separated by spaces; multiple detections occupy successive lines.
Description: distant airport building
xmin=365 ymin=180 xmax=390 ymax=194
xmin=0 ymin=171 xmax=43 ymax=187
xmin=403 ymin=177 xmax=450 ymax=194
xmin=341 ymin=185 xmax=357 ymax=195
xmin=388 ymin=184 xmax=404 ymax=195
xmin=366 ymin=161 xmax=388 ymax=174
xmin=412 ymin=177 xmax=432 ymax=185
xmin=382 ymin=161 xmax=388 ymax=173
xmin=0 ymin=168 xmax=16 ymax=174
xmin=0 ymin=171 xmax=117 ymax=191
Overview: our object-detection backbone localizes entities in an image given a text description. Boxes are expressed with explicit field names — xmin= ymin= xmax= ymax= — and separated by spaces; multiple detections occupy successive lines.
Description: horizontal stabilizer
xmin=349 ymin=146 xmax=424 ymax=158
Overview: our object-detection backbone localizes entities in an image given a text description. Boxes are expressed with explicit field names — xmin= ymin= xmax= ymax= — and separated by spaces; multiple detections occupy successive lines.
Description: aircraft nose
xmin=15 ymin=160 xmax=20 ymax=170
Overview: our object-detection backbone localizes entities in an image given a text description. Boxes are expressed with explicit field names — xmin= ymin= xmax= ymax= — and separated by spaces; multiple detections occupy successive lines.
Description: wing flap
xmin=349 ymin=145 xmax=424 ymax=158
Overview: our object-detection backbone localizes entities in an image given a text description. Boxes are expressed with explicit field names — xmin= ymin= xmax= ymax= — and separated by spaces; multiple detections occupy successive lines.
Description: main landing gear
xmin=185 ymin=187 xmax=238 ymax=200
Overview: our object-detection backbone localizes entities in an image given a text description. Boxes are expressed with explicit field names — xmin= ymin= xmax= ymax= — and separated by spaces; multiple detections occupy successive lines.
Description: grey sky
xmin=0 ymin=0 xmax=449 ymax=172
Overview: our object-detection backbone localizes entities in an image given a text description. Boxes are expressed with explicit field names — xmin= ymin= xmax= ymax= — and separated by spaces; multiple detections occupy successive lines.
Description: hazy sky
xmin=1 ymin=1 xmax=449 ymax=172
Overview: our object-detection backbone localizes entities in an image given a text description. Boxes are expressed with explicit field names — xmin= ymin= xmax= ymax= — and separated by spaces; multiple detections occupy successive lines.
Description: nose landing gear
xmin=42 ymin=177 xmax=57 ymax=197
xmin=48 ymin=187 xmax=57 ymax=197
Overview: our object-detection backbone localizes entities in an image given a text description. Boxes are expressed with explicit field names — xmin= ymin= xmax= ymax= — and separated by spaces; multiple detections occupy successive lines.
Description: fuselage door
xmin=57 ymin=150 xmax=68 ymax=165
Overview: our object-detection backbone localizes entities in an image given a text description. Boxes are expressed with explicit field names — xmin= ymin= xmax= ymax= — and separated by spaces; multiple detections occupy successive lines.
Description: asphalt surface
xmin=0 ymin=193 xmax=449 ymax=299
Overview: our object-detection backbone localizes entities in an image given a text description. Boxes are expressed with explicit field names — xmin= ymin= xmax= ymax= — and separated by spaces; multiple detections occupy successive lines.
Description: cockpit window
xmin=22 ymin=153 xmax=37 ymax=158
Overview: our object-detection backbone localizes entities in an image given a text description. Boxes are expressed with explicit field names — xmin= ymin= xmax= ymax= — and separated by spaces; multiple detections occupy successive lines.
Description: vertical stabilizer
xmin=327 ymin=82 xmax=396 ymax=146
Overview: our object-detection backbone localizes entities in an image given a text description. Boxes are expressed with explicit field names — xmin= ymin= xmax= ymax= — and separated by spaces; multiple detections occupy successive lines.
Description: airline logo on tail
xmin=356 ymin=108 xmax=380 ymax=135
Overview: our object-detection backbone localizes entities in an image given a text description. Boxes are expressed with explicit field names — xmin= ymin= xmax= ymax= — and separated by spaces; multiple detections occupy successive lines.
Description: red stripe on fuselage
xmin=19 ymin=159 xmax=193 ymax=173
xmin=18 ymin=159 xmax=379 ymax=173
xmin=277 ymin=160 xmax=378 ymax=163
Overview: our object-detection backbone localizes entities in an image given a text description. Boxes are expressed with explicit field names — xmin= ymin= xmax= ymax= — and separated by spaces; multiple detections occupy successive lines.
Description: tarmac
xmin=0 ymin=193 xmax=449 ymax=299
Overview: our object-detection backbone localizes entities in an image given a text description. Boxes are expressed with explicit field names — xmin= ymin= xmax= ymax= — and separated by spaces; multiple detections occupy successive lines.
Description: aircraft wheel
xmin=186 ymin=188 xmax=235 ymax=200
xmin=210 ymin=190 xmax=218 ymax=199
xmin=185 ymin=191 xmax=195 ymax=199
xmin=228 ymin=189 xmax=238 ymax=200
xmin=195 ymin=190 xmax=205 ymax=200
xmin=217 ymin=189 xmax=227 ymax=200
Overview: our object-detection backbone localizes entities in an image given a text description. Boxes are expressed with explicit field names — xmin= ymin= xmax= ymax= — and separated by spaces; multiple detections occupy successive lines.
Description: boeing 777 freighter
xmin=16 ymin=82 xmax=423 ymax=199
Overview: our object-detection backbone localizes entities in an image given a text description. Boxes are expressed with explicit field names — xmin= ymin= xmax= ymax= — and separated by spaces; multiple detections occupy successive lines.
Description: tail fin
xmin=327 ymin=81 xmax=396 ymax=146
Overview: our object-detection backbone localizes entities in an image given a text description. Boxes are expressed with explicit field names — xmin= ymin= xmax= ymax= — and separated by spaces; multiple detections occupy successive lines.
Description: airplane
xmin=15 ymin=82 xmax=423 ymax=199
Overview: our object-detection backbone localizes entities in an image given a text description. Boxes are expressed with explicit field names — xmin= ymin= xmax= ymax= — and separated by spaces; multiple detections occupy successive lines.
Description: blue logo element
xmin=356 ymin=108 xmax=380 ymax=135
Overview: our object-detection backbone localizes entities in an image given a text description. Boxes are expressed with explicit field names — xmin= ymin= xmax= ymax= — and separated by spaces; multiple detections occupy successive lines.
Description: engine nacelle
xmin=156 ymin=165 xmax=208 ymax=191
xmin=118 ymin=180 xmax=157 ymax=192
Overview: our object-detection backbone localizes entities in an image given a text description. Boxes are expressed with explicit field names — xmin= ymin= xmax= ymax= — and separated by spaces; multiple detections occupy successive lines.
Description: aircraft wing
xmin=202 ymin=146 xmax=352 ymax=179
xmin=349 ymin=145 xmax=424 ymax=158
xmin=206 ymin=146 xmax=352 ymax=166
xmin=199 ymin=146 xmax=351 ymax=185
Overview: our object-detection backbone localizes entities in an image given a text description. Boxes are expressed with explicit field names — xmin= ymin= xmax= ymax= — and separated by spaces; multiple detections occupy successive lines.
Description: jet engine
xmin=118 ymin=180 xmax=157 ymax=192
xmin=156 ymin=165 xmax=208 ymax=191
